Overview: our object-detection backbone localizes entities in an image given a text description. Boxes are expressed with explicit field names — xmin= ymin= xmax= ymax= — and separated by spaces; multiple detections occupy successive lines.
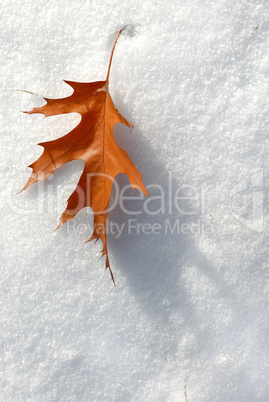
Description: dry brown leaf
xmin=21 ymin=28 xmax=149 ymax=284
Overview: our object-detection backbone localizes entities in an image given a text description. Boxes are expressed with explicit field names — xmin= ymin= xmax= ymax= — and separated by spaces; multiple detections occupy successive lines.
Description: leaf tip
xmin=16 ymin=188 xmax=24 ymax=196
xmin=53 ymin=223 xmax=61 ymax=233
xmin=37 ymin=142 xmax=45 ymax=148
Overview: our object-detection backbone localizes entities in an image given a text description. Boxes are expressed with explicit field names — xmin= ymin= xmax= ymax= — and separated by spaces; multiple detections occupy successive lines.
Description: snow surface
xmin=1 ymin=0 xmax=269 ymax=401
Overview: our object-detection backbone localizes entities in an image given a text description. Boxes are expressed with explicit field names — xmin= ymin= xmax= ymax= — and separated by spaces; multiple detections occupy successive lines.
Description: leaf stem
xmin=106 ymin=27 xmax=125 ymax=83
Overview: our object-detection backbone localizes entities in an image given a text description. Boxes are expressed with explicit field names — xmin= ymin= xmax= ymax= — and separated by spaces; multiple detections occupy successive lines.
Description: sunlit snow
xmin=1 ymin=1 xmax=269 ymax=401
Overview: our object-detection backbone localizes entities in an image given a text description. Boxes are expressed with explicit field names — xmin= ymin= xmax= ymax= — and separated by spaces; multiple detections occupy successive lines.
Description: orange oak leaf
xmin=21 ymin=28 xmax=149 ymax=284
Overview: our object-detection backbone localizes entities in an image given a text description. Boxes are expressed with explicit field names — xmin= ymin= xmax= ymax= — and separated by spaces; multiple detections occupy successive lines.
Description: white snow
xmin=1 ymin=0 xmax=269 ymax=401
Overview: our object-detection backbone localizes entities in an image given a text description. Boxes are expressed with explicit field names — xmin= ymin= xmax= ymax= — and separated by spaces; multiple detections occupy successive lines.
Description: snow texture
xmin=1 ymin=0 xmax=269 ymax=401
